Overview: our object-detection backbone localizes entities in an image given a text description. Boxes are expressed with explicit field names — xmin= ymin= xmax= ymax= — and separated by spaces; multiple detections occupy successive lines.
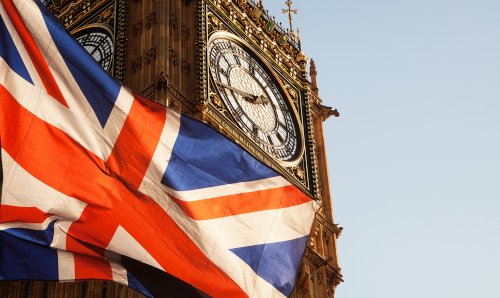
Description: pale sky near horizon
xmin=265 ymin=1 xmax=500 ymax=297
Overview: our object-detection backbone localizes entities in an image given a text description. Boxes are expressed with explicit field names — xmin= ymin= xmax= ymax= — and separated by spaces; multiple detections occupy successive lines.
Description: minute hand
xmin=216 ymin=81 xmax=257 ymax=100
xmin=216 ymin=81 xmax=270 ymax=105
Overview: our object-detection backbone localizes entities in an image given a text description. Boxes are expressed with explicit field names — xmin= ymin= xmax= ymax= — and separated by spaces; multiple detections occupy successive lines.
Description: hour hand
xmin=253 ymin=95 xmax=270 ymax=105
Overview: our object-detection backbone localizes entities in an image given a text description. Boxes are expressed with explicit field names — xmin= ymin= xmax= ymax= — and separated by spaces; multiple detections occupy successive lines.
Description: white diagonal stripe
xmin=196 ymin=201 xmax=316 ymax=249
xmin=166 ymin=175 xmax=291 ymax=202
xmin=106 ymin=225 xmax=163 ymax=271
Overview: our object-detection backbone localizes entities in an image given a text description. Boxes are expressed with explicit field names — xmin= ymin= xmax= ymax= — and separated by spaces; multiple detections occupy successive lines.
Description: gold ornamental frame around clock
xmin=207 ymin=31 xmax=305 ymax=168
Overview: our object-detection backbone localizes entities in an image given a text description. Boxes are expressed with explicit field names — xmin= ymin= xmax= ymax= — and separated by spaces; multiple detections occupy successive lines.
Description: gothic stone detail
xmin=207 ymin=0 xmax=304 ymax=86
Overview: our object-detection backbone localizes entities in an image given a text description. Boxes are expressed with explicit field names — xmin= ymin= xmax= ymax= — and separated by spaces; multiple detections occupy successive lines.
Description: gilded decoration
xmin=293 ymin=166 xmax=305 ymax=181
xmin=100 ymin=6 xmax=113 ymax=23
xmin=208 ymin=0 xmax=304 ymax=85
xmin=209 ymin=92 xmax=224 ymax=111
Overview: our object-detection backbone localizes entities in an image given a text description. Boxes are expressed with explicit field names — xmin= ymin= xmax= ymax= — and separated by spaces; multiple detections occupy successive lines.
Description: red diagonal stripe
xmin=0 ymin=85 xmax=247 ymax=297
xmin=106 ymin=96 xmax=166 ymax=189
xmin=0 ymin=205 xmax=51 ymax=223
xmin=1 ymin=0 xmax=68 ymax=107
xmin=171 ymin=185 xmax=312 ymax=220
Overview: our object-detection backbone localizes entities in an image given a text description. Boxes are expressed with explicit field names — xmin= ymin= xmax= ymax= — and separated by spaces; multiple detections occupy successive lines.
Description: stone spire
xmin=310 ymin=59 xmax=319 ymax=95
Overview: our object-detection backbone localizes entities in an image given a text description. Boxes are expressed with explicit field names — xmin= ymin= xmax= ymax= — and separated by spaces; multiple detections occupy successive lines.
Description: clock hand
xmin=215 ymin=81 xmax=270 ymax=105
xmin=254 ymin=95 xmax=270 ymax=105
xmin=215 ymin=81 xmax=255 ymax=101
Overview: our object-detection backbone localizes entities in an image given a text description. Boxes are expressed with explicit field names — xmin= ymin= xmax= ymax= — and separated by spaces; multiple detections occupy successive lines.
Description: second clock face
xmin=208 ymin=35 xmax=300 ymax=162
xmin=75 ymin=30 xmax=114 ymax=72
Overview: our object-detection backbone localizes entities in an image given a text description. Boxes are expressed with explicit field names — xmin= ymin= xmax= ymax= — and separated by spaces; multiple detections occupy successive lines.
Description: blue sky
xmin=265 ymin=1 xmax=500 ymax=297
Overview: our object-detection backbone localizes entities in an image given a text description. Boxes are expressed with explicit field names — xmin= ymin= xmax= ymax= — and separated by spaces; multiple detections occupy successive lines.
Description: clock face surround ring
xmin=72 ymin=25 xmax=114 ymax=72
xmin=208 ymin=32 xmax=304 ymax=165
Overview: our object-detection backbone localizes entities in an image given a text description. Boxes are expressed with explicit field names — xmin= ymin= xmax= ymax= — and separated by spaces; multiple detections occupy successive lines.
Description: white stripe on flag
xmin=106 ymin=225 xmax=163 ymax=271
xmin=196 ymin=200 xmax=316 ymax=249
xmin=57 ymin=250 xmax=75 ymax=281
xmin=0 ymin=215 xmax=57 ymax=231
xmin=166 ymin=176 xmax=291 ymax=202
xmin=142 ymin=108 xmax=181 ymax=184
xmin=110 ymin=261 xmax=129 ymax=285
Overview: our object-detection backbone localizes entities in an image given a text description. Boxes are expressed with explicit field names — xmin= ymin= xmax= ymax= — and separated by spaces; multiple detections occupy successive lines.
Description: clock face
xmin=208 ymin=36 xmax=301 ymax=162
xmin=75 ymin=30 xmax=114 ymax=72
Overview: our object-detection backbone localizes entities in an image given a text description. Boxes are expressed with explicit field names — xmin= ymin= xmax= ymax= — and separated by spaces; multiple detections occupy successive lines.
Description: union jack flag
xmin=0 ymin=0 xmax=317 ymax=297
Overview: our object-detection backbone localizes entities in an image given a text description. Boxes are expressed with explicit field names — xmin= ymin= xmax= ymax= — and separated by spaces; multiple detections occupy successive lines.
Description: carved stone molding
xmin=333 ymin=223 xmax=343 ymax=239
xmin=146 ymin=11 xmax=156 ymax=29
xmin=292 ymin=166 xmax=305 ymax=181
xmin=314 ymin=103 xmax=340 ymax=121
xmin=131 ymin=55 xmax=142 ymax=73
xmin=155 ymin=71 xmax=169 ymax=90
xmin=317 ymin=271 xmax=324 ymax=283
xmin=169 ymin=11 xmax=178 ymax=30
xmin=207 ymin=12 xmax=223 ymax=33
xmin=133 ymin=20 xmax=143 ymax=37
xmin=144 ymin=46 xmax=156 ymax=65
xmin=285 ymin=85 xmax=298 ymax=102
xmin=169 ymin=48 xmax=178 ymax=66
xmin=181 ymin=24 xmax=191 ymax=40
xmin=326 ymin=266 xmax=344 ymax=288
xmin=304 ymin=247 xmax=326 ymax=269
xmin=209 ymin=92 xmax=224 ymax=111
xmin=100 ymin=7 xmax=113 ymax=24
xmin=181 ymin=60 xmax=191 ymax=77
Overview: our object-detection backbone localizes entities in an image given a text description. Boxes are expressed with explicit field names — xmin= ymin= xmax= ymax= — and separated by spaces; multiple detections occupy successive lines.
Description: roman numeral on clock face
xmin=235 ymin=107 xmax=244 ymax=118
xmin=276 ymin=132 xmax=285 ymax=143
xmin=252 ymin=125 xmax=260 ymax=135
xmin=233 ymin=54 xmax=241 ymax=66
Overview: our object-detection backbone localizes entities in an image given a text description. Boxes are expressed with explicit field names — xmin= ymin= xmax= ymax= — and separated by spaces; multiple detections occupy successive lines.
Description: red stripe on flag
xmin=1 ymin=0 xmax=68 ymax=107
xmin=72 ymin=253 xmax=114 ymax=281
xmin=171 ymin=185 xmax=312 ymax=220
xmin=0 ymin=205 xmax=51 ymax=223
xmin=0 ymin=86 xmax=247 ymax=297
xmin=106 ymin=96 xmax=166 ymax=189
xmin=66 ymin=208 xmax=116 ymax=280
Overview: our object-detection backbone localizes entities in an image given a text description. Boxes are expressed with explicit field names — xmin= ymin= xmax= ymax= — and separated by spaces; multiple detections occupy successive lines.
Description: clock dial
xmin=208 ymin=36 xmax=300 ymax=162
xmin=75 ymin=30 xmax=114 ymax=72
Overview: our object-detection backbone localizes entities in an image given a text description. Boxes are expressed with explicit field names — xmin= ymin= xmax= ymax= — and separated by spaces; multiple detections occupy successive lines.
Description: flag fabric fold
xmin=0 ymin=0 xmax=318 ymax=297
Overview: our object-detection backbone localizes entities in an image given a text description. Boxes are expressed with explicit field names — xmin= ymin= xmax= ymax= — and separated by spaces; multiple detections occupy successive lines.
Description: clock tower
xmin=1 ymin=0 xmax=343 ymax=297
